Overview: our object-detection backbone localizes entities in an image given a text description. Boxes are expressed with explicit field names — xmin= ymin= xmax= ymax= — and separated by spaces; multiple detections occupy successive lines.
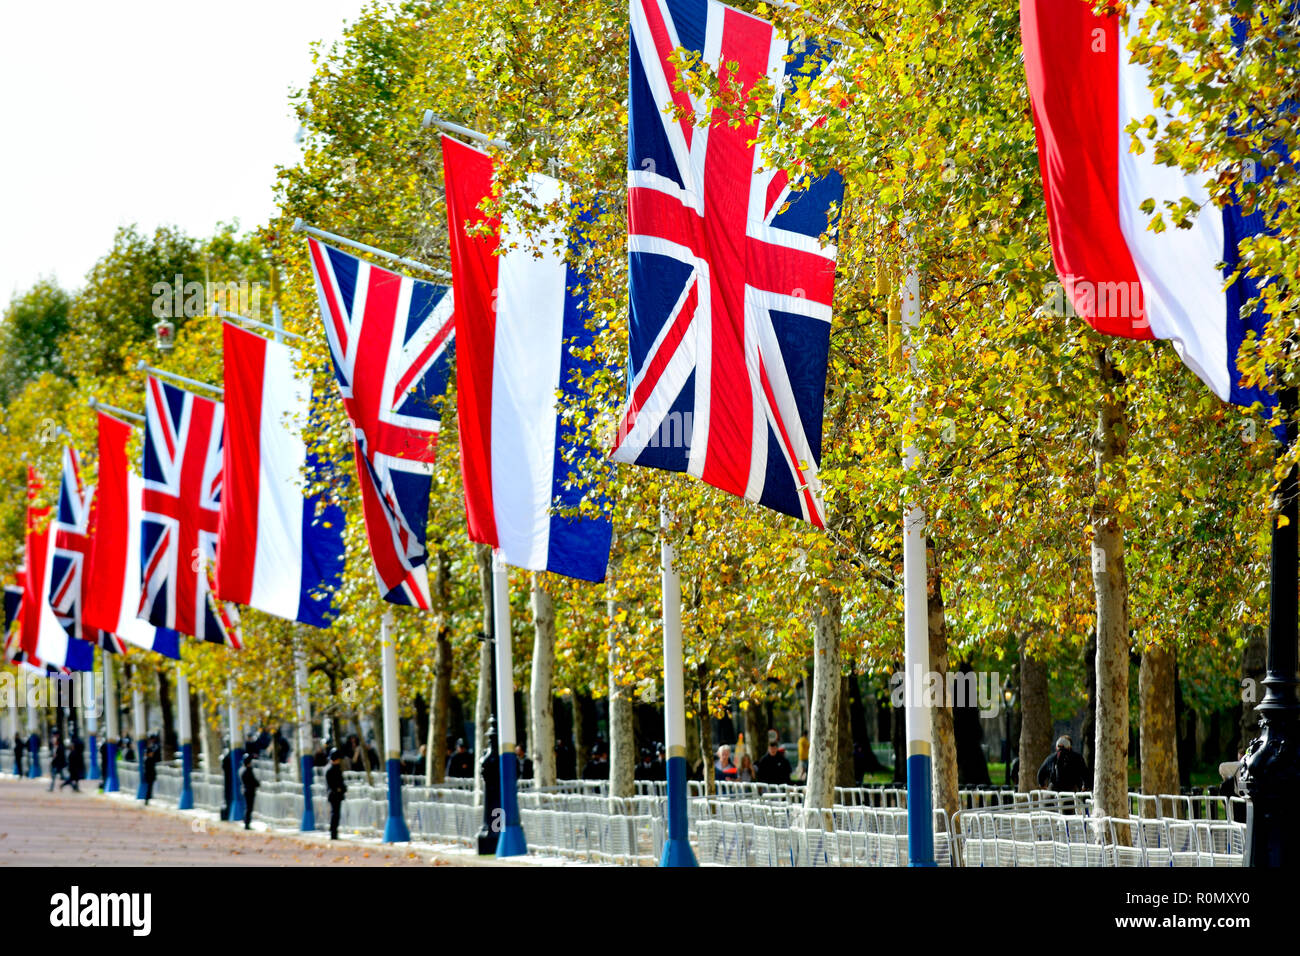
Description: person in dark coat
xmin=240 ymin=753 xmax=259 ymax=829
xmin=513 ymin=745 xmax=534 ymax=780
xmin=61 ymin=738 xmax=85 ymax=791
xmin=554 ymin=738 xmax=577 ymax=780
xmin=13 ymin=732 xmax=24 ymax=777
xmin=445 ymin=738 xmax=474 ymax=778
xmin=142 ymin=736 xmax=160 ymax=804
xmin=49 ymin=732 xmax=66 ymax=791
xmin=220 ymin=747 xmax=232 ymax=821
xmin=582 ymin=742 xmax=609 ymax=780
xmin=1036 ymin=735 xmax=1091 ymax=792
xmin=755 ymin=730 xmax=792 ymax=785
xmin=325 ymin=748 xmax=347 ymax=840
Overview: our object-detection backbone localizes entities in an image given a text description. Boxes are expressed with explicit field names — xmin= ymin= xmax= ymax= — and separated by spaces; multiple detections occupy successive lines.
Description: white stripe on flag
xmin=1116 ymin=8 xmax=1229 ymax=399
xmin=251 ymin=339 xmax=307 ymax=621
xmin=490 ymin=173 xmax=568 ymax=571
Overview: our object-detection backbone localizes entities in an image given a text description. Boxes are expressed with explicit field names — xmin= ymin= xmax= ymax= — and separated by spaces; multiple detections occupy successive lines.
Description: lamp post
xmin=1242 ymin=387 xmax=1300 ymax=865
xmin=1002 ymin=678 xmax=1015 ymax=787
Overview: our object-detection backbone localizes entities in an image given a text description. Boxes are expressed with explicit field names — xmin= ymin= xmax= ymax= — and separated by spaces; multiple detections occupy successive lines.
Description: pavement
xmin=0 ymin=774 xmax=500 ymax=866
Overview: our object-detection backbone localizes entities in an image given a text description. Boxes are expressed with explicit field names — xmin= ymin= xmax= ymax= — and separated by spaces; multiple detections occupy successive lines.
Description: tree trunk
xmin=891 ymin=694 xmax=906 ymax=783
xmin=156 ymin=669 xmax=175 ymax=760
xmin=1018 ymin=633 xmax=1053 ymax=794
xmin=745 ymin=692 xmax=769 ymax=774
xmin=927 ymin=541 xmax=959 ymax=826
xmin=427 ymin=625 xmax=452 ymax=784
xmin=836 ymin=672 xmax=855 ymax=789
xmin=953 ymin=661 xmax=991 ymax=785
xmin=1092 ymin=348 xmax=1131 ymax=822
xmin=1139 ymin=639 xmax=1178 ymax=810
xmin=850 ymin=676 xmax=884 ymax=774
xmin=200 ymin=690 xmax=220 ymax=778
xmin=697 ymin=663 xmax=714 ymax=795
xmin=530 ymin=576 xmax=557 ymax=787
xmin=803 ymin=584 xmax=841 ymax=811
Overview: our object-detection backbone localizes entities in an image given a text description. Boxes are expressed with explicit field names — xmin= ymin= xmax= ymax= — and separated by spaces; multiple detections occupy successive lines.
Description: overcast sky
xmin=0 ymin=0 xmax=372 ymax=312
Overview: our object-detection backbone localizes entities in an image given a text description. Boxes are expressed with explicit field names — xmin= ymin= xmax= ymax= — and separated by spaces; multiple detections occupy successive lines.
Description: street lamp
xmin=1002 ymin=678 xmax=1015 ymax=787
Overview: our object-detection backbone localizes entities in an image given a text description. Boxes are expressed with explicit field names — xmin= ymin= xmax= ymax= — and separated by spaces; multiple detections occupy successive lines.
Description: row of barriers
xmin=87 ymin=755 xmax=1244 ymax=866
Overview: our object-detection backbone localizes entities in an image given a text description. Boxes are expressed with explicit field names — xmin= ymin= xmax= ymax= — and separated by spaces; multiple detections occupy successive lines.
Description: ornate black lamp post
xmin=1242 ymin=388 xmax=1300 ymax=865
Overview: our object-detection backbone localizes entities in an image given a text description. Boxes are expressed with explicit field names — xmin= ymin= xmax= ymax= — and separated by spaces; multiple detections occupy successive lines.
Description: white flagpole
xmin=291 ymin=219 xmax=451 ymax=280
xmin=380 ymin=611 xmax=410 ymax=842
xmin=901 ymin=265 xmax=936 ymax=866
xmin=176 ymin=665 xmax=194 ymax=809
xmin=102 ymin=659 xmax=119 ymax=792
xmin=659 ymin=501 xmax=697 ymax=866
xmin=492 ymin=551 xmax=527 ymax=856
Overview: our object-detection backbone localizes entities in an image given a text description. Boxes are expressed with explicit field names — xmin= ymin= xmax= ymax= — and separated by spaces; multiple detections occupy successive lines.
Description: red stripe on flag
xmin=215 ymin=322 xmax=265 ymax=606
xmin=700 ymin=8 xmax=770 ymax=498
xmin=83 ymin=413 xmax=132 ymax=634
xmin=442 ymin=135 xmax=502 ymax=549
xmin=21 ymin=468 xmax=50 ymax=660
xmin=1020 ymin=0 xmax=1148 ymax=338
xmin=309 ymin=238 xmax=351 ymax=354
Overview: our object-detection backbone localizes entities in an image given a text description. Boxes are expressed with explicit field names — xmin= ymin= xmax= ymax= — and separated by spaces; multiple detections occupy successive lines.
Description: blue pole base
xmin=177 ymin=742 xmax=194 ymax=810
xmin=300 ymin=755 xmax=315 ymax=832
xmin=135 ymin=755 xmax=148 ymax=800
xmin=660 ymin=837 xmax=698 ymax=867
xmin=88 ymin=734 xmax=100 ymax=781
xmin=906 ymin=752 xmax=937 ymax=867
xmin=497 ymin=824 xmax=527 ymax=858
xmin=383 ymin=758 xmax=410 ymax=843
xmin=229 ymin=747 xmax=246 ymax=823
xmin=496 ymin=752 xmax=527 ymax=858
xmin=661 ymin=755 xmax=697 ymax=866
xmin=104 ymin=743 xmax=118 ymax=793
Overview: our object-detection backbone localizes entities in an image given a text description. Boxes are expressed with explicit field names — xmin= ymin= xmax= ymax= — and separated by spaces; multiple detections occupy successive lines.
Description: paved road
xmin=0 ymin=776 xmax=457 ymax=866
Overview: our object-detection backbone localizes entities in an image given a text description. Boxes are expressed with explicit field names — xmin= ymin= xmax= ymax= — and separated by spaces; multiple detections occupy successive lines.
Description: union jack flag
xmin=51 ymin=446 xmax=125 ymax=654
xmin=306 ymin=238 xmax=455 ymax=607
xmin=611 ymin=0 xmax=844 ymax=527
xmin=141 ymin=376 xmax=241 ymax=647
xmin=3 ymin=583 xmax=20 ymax=659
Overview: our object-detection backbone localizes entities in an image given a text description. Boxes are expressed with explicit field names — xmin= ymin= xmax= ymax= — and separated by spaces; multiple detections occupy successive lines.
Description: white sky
xmin=0 ymin=0 xmax=372 ymax=312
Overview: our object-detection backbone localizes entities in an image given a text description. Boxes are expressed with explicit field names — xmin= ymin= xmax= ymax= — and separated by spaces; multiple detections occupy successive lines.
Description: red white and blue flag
xmin=141 ymin=377 xmax=241 ymax=647
xmin=442 ymin=136 xmax=613 ymax=583
xmin=611 ymin=0 xmax=844 ymax=527
xmin=306 ymin=237 xmax=455 ymax=607
xmin=21 ymin=468 xmax=93 ymax=672
xmin=51 ymin=445 xmax=125 ymax=654
xmin=84 ymin=411 xmax=179 ymax=659
xmin=2 ymin=584 xmax=19 ymax=656
xmin=1021 ymin=0 xmax=1274 ymax=408
xmin=217 ymin=322 xmax=346 ymax=627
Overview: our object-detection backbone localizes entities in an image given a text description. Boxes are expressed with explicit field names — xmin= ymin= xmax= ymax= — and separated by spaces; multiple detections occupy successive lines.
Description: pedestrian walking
xmin=48 ymin=732 xmax=66 ymax=791
xmin=61 ymin=738 xmax=85 ymax=791
xmin=240 ymin=753 xmax=259 ymax=829
xmin=326 ymin=748 xmax=347 ymax=840
xmin=1036 ymin=735 xmax=1090 ymax=793
xmin=13 ymin=732 xmax=24 ymax=777
xmin=142 ymin=736 xmax=159 ymax=804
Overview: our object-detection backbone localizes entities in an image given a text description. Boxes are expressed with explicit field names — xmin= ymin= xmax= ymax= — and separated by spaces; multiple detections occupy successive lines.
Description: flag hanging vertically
xmin=217 ymin=322 xmax=346 ymax=626
xmin=305 ymin=237 xmax=455 ymax=607
xmin=442 ymin=136 xmax=613 ymax=583
xmin=610 ymin=0 xmax=844 ymax=527
xmin=3 ymin=583 xmax=22 ymax=660
xmin=51 ymin=445 xmax=125 ymax=654
xmin=141 ymin=377 xmax=240 ymax=648
xmin=21 ymin=468 xmax=93 ymax=671
xmin=1020 ymin=0 xmax=1273 ymax=408
xmin=84 ymin=411 xmax=179 ymax=659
